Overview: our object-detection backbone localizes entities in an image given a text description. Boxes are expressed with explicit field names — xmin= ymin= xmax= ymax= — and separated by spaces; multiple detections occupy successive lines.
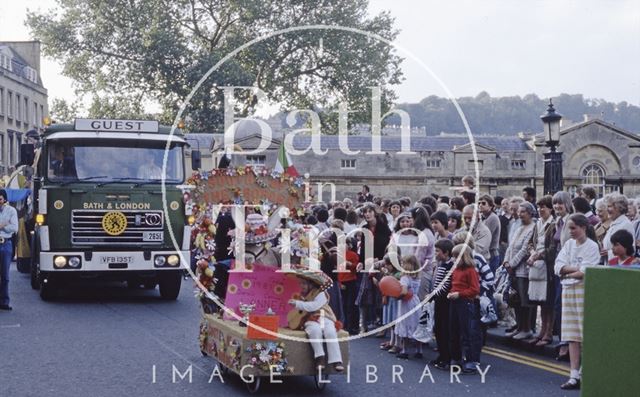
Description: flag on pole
xmin=274 ymin=142 xmax=299 ymax=177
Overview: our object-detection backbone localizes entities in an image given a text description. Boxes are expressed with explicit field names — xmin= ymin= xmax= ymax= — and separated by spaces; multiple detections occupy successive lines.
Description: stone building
xmin=534 ymin=118 xmax=640 ymax=198
xmin=0 ymin=41 xmax=48 ymax=175
xmin=187 ymin=117 xmax=639 ymax=201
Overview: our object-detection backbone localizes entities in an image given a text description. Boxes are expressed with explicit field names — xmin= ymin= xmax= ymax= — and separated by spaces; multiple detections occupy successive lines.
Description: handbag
xmin=506 ymin=286 xmax=520 ymax=307
xmin=528 ymin=259 xmax=547 ymax=281
xmin=504 ymin=274 xmax=520 ymax=307
xmin=527 ymin=259 xmax=548 ymax=302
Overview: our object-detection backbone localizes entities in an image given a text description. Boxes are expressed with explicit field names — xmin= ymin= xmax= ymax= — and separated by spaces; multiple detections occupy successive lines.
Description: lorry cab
xmin=26 ymin=119 xmax=198 ymax=300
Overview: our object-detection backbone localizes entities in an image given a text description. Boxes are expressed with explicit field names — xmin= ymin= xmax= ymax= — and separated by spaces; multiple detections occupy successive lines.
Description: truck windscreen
xmin=47 ymin=140 xmax=184 ymax=183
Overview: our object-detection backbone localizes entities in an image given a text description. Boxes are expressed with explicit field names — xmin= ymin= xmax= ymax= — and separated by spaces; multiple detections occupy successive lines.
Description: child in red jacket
xmin=447 ymin=243 xmax=482 ymax=374
xmin=338 ymin=237 xmax=361 ymax=335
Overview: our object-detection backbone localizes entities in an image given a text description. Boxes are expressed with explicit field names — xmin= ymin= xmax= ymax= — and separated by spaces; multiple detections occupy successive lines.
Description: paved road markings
xmin=0 ymin=323 xmax=21 ymax=328
xmin=483 ymin=346 xmax=569 ymax=376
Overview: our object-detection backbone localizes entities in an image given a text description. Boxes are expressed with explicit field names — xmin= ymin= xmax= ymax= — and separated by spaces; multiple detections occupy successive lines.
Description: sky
xmin=1 ymin=0 xmax=639 ymax=109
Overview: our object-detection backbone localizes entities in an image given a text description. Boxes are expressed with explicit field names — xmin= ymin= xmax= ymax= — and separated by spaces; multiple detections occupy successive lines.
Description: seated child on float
xmin=288 ymin=271 xmax=345 ymax=372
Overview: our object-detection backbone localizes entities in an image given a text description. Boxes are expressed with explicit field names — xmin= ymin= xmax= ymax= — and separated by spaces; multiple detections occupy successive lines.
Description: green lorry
xmin=22 ymin=118 xmax=200 ymax=300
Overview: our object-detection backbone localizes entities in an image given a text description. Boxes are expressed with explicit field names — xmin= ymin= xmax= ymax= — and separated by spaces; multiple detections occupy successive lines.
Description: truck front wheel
xmin=158 ymin=271 xmax=181 ymax=300
xmin=17 ymin=258 xmax=30 ymax=273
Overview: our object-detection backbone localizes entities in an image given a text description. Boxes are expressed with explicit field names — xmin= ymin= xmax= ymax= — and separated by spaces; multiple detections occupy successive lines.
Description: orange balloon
xmin=379 ymin=276 xmax=402 ymax=298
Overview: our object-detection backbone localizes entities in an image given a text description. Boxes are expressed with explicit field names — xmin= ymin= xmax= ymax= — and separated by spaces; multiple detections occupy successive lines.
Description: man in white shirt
xmin=0 ymin=190 xmax=19 ymax=311
xmin=137 ymin=152 xmax=163 ymax=180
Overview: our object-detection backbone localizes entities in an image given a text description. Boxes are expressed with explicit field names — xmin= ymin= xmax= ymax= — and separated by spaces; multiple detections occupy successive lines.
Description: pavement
xmin=1 ymin=263 xmax=576 ymax=397
xmin=486 ymin=326 xmax=562 ymax=360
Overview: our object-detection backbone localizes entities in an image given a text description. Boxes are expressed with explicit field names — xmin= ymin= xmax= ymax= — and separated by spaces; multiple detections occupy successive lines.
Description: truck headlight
xmin=36 ymin=214 xmax=45 ymax=225
xmin=68 ymin=257 xmax=81 ymax=268
xmin=154 ymin=256 xmax=166 ymax=267
xmin=167 ymin=255 xmax=179 ymax=266
xmin=54 ymin=256 xmax=67 ymax=268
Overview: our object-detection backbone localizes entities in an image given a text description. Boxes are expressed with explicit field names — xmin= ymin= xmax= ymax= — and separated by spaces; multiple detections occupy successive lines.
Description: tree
xmin=27 ymin=0 xmax=403 ymax=132
xmin=49 ymin=98 xmax=80 ymax=124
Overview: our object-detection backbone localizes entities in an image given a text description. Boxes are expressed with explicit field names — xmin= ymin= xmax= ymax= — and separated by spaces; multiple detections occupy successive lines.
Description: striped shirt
xmin=430 ymin=258 xmax=454 ymax=301
xmin=474 ymin=252 xmax=495 ymax=296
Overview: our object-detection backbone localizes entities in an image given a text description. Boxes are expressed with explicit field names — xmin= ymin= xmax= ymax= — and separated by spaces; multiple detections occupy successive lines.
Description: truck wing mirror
xmin=20 ymin=144 xmax=35 ymax=166
xmin=191 ymin=150 xmax=202 ymax=170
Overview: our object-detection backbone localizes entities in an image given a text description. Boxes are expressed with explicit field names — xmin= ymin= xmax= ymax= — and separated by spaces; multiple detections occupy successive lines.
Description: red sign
xmin=247 ymin=314 xmax=280 ymax=340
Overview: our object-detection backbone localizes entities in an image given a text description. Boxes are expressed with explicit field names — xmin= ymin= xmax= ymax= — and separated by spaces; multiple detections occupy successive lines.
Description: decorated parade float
xmin=186 ymin=166 xmax=349 ymax=393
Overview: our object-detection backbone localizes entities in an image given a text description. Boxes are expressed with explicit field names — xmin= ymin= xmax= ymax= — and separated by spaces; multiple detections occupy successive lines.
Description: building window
xmin=7 ymin=91 xmax=13 ymax=119
xmin=8 ymin=132 xmax=14 ymax=166
xmin=24 ymin=97 xmax=29 ymax=124
xmin=15 ymin=94 xmax=21 ymax=122
xmin=0 ymin=54 xmax=11 ymax=71
xmin=40 ymin=104 xmax=44 ymax=127
xmin=511 ymin=160 xmax=526 ymax=170
xmin=582 ymin=163 xmax=605 ymax=196
xmin=0 ymin=134 xmax=4 ymax=163
xmin=467 ymin=159 xmax=484 ymax=170
xmin=33 ymin=102 xmax=38 ymax=125
xmin=426 ymin=159 xmax=441 ymax=168
xmin=245 ymin=155 xmax=265 ymax=166
xmin=0 ymin=87 xmax=4 ymax=115
xmin=24 ymin=66 xmax=38 ymax=83
xmin=341 ymin=159 xmax=356 ymax=169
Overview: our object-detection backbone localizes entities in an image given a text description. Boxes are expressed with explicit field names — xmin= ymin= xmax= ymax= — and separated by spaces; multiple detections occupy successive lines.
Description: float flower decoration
xmin=246 ymin=341 xmax=290 ymax=373
xmin=283 ymin=225 xmax=317 ymax=259
xmin=198 ymin=318 xmax=209 ymax=352
xmin=185 ymin=168 xmax=311 ymax=305
xmin=195 ymin=256 xmax=219 ymax=313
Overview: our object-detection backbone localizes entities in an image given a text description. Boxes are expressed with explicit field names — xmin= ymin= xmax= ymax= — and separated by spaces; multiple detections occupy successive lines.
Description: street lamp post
xmin=541 ymin=100 xmax=563 ymax=195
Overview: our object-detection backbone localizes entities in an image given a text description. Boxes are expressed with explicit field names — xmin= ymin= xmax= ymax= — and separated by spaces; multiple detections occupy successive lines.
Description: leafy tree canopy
xmin=28 ymin=0 xmax=403 ymax=132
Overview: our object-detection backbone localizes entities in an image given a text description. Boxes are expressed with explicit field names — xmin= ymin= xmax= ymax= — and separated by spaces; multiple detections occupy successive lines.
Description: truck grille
xmin=71 ymin=210 xmax=164 ymax=245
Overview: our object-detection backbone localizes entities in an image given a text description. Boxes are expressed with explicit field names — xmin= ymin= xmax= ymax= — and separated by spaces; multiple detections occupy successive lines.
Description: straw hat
xmin=288 ymin=265 xmax=333 ymax=291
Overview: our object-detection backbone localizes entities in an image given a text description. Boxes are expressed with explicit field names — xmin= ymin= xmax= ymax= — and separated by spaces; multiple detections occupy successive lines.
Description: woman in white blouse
xmin=554 ymin=213 xmax=600 ymax=390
